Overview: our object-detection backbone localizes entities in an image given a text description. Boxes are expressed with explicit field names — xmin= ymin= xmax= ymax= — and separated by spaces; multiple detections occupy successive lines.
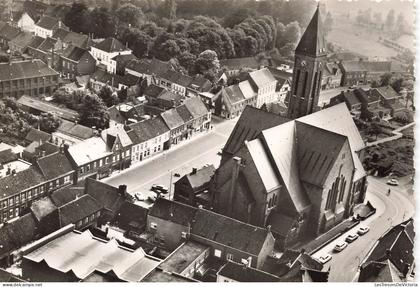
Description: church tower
xmin=288 ymin=5 xmax=327 ymax=119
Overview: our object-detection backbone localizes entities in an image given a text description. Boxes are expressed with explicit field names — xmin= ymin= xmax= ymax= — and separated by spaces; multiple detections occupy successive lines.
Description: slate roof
xmin=125 ymin=58 xmax=171 ymax=76
xmin=364 ymin=218 xmax=414 ymax=274
xmin=176 ymin=105 xmax=193 ymax=123
xmin=61 ymin=45 xmax=88 ymax=62
xmin=0 ymin=213 xmax=38 ymax=258
xmin=30 ymin=196 xmax=57 ymax=222
xmin=160 ymin=70 xmax=193 ymax=87
xmin=52 ymin=27 xmax=69 ymax=40
xmin=9 ymin=31 xmax=34 ymax=48
xmin=373 ymin=86 xmax=401 ymax=100
xmin=359 ymin=260 xmax=402 ymax=282
xmin=37 ymin=36 xmax=58 ymax=52
xmin=58 ymin=194 xmax=101 ymax=226
xmin=220 ymin=57 xmax=260 ymax=70
xmin=183 ymin=97 xmax=209 ymax=119
xmin=36 ymin=15 xmax=64 ymax=30
xmin=25 ymin=128 xmax=51 ymax=143
xmin=27 ymin=35 xmax=44 ymax=49
xmin=55 ymin=120 xmax=94 ymax=140
xmin=0 ymin=60 xmax=58 ymax=82
xmin=248 ymin=68 xmax=276 ymax=89
xmin=161 ymin=108 xmax=185 ymax=130
xmin=18 ymin=96 xmax=79 ymax=122
xmin=221 ymin=84 xmax=245 ymax=107
xmin=295 ymin=6 xmax=327 ymax=57
xmin=218 ymin=261 xmax=280 ymax=282
xmin=94 ymin=37 xmax=128 ymax=53
xmin=266 ymin=212 xmax=296 ymax=237
xmin=0 ymin=166 xmax=45 ymax=200
xmin=50 ymin=186 xmax=85 ymax=207
xmin=191 ymin=208 xmax=271 ymax=255
xmin=149 ymin=198 xmax=197 ymax=226
xmin=0 ymin=24 xmax=20 ymax=41
xmin=0 ymin=149 xmax=18 ymax=164
xmin=183 ymin=165 xmax=215 ymax=189
xmin=128 ymin=116 xmax=169 ymax=144
xmin=223 ymin=105 xmax=289 ymax=156
xmin=85 ymin=178 xmax=125 ymax=214
xmin=36 ymin=151 xmax=74 ymax=180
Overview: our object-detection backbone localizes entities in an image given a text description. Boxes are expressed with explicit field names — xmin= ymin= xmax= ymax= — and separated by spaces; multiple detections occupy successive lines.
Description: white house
xmin=248 ymin=68 xmax=278 ymax=108
xmin=15 ymin=12 xmax=36 ymax=33
xmin=127 ymin=116 xmax=170 ymax=164
xmin=34 ymin=15 xmax=67 ymax=39
xmin=90 ymin=37 xmax=132 ymax=74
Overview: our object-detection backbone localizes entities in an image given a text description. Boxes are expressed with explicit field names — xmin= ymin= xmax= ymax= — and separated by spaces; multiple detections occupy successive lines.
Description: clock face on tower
xmin=300 ymin=60 xmax=307 ymax=67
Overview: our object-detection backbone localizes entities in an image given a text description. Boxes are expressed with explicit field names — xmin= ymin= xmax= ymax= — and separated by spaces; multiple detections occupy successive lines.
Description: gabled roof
xmin=192 ymin=208 xmax=271 ymax=255
xmin=50 ymin=186 xmax=85 ymax=207
xmin=0 ymin=60 xmax=58 ymax=81
xmin=101 ymin=124 xmax=132 ymax=148
xmin=223 ymin=105 xmax=290 ymax=156
xmin=36 ymin=151 xmax=74 ymax=180
xmin=52 ymin=27 xmax=69 ymax=40
xmin=295 ymin=6 xmax=327 ymax=57
xmin=359 ymin=260 xmax=402 ymax=282
xmin=55 ymin=119 xmax=94 ymax=140
xmin=61 ymin=45 xmax=88 ymax=62
xmin=58 ymin=194 xmax=101 ymax=227
xmin=218 ymin=261 xmax=280 ymax=282
xmin=27 ymin=35 xmax=44 ymax=49
xmin=0 ymin=166 xmax=45 ymax=200
xmin=94 ymin=37 xmax=129 ymax=53
xmin=188 ymin=75 xmax=212 ymax=92
xmin=248 ymin=68 xmax=276 ymax=89
xmin=183 ymin=97 xmax=209 ymax=119
xmin=0 ymin=149 xmax=18 ymax=164
xmin=25 ymin=128 xmax=51 ymax=143
xmin=149 ymin=198 xmax=197 ymax=226
xmin=0 ymin=24 xmax=20 ymax=41
xmin=176 ymin=105 xmax=193 ymax=123
xmin=160 ymin=70 xmax=193 ymax=87
xmin=221 ymin=84 xmax=245 ymax=107
xmin=0 ymin=213 xmax=38 ymax=257
xmin=238 ymin=80 xmax=256 ymax=99
xmin=183 ymin=165 xmax=215 ymax=189
xmin=62 ymin=31 xmax=89 ymax=48
xmin=161 ymin=108 xmax=184 ymax=130
xmin=37 ymin=36 xmax=57 ymax=52
xmin=36 ymin=16 xmax=65 ymax=30
xmin=373 ymin=86 xmax=401 ymax=100
xmin=125 ymin=58 xmax=171 ymax=76
xmin=128 ymin=116 xmax=169 ymax=144
xmin=85 ymin=178 xmax=125 ymax=214
xmin=30 ymin=197 xmax=57 ymax=222
xmin=9 ymin=31 xmax=34 ymax=48
xmin=220 ymin=57 xmax=260 ymax=70
xmin=295 ymin=122 xmax=348 ymax=187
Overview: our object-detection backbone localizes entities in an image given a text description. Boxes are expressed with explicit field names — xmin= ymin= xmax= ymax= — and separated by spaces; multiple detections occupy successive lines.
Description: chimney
xmin=41 ymin=150 xmax=46 ymax=157
xmin=118 ymin=185 xmax=127 ymax=196
xmin=228 ymin=156 xmax=242 ymax=216
xmin=191 ymin=168 xmax=197 ymax=175
xmin=59 ymin=144 xmax=64 ymax=154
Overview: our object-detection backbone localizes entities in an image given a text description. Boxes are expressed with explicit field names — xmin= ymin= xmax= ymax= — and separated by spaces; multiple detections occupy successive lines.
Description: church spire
xmin=295 ymin=5 xmax=327 ymax=57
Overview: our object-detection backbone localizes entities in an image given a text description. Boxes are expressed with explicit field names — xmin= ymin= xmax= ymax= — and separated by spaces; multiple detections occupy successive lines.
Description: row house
xmin=248 ymin=68 xmax=278 ymax=108
xmin=101 ymin=124 xmax=133 ymax=170
xmin=216 ymin=80 xmax=256 ymax=119
xmin=125 ymin=58 xmax=171 ymax=86
xmin=34 ymin=15 xmax=68 ymax=39
xmin=27 ymin=36 xmax=64 ymax=70
xmin=267 ymin=67 xmax=292 ymax=104
xmin=0 ymin=60 xmax=59 ymax=98
xmin=59 ymin=45 xmax=96 ymax=79
xmin=147 ymin=198 xmax=275 ymax=269
xmin=161 ymin=97 xmax=211 ymax=146
xmin=158 ymin=69 xmax=193 ymax=97
xmin=8 ymin=31 xmax=34 ymax=55
xmin=198 ymin=92 xmax=219 ymax=114
xmin=0 ymin=149 xmax=74 ymax=223
xmin=127 ymin=116 xmax=170 ymax=164
xmin=90 ymin=37 xmax=132 ymax=74
xmin=339 ymin=60 xmax=407 ymax=86
xmin=66 ymin=137 xmax=114 ymax=182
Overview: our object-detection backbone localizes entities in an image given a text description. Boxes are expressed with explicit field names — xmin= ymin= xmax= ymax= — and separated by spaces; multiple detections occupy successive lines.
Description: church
xmin=209 ymin=6 xmax=368 ymax=249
